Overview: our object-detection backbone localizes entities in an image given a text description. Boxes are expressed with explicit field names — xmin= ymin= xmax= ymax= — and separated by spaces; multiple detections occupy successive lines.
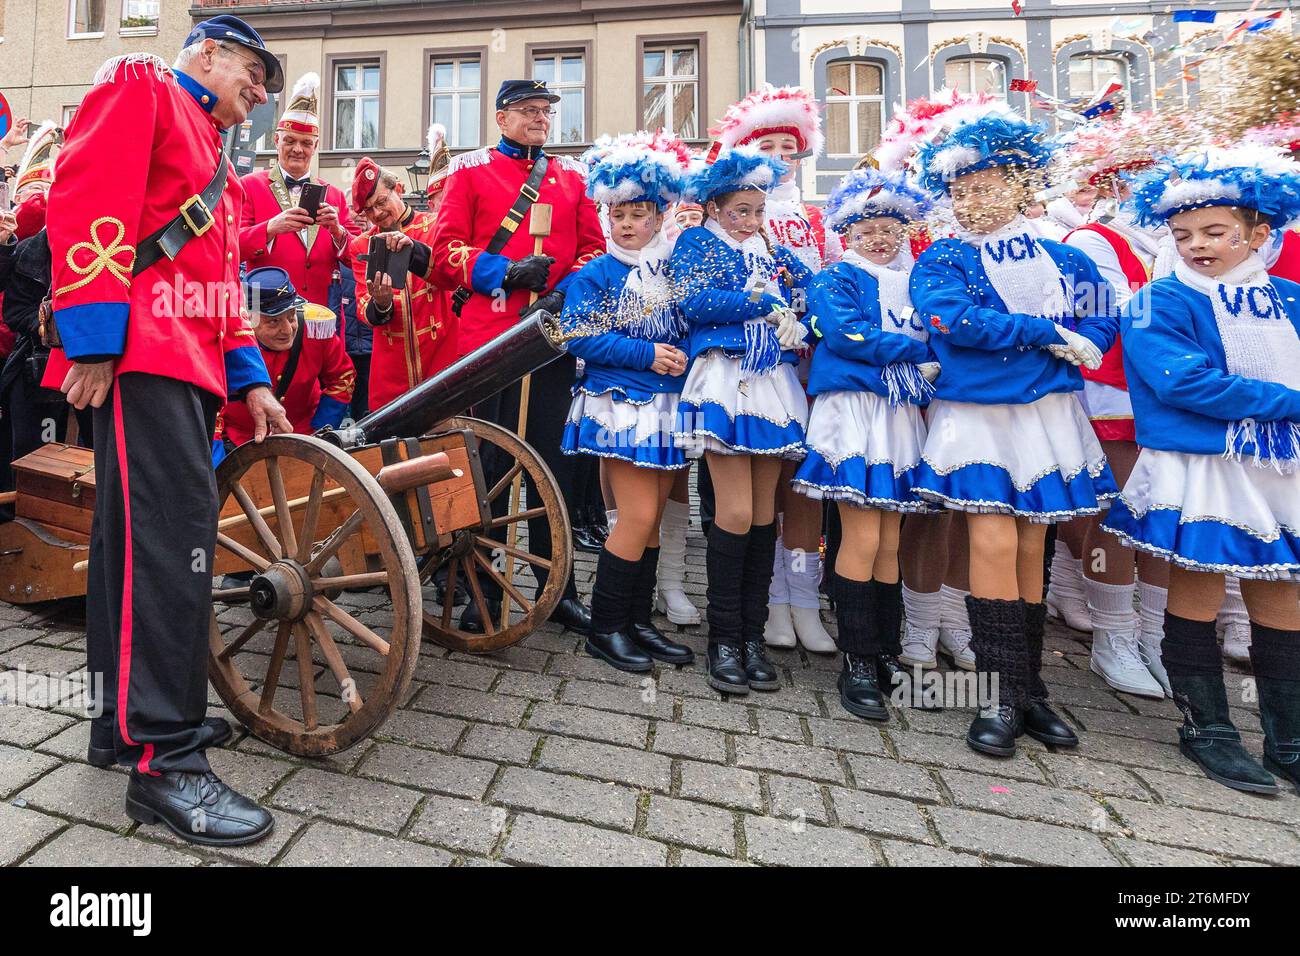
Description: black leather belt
xmin=132 ymin=157 xmax=230 ymax=276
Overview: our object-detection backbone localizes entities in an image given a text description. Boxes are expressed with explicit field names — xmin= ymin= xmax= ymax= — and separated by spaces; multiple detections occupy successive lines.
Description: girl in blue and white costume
xmin=909 ymin=104 xmax=1120 ymax=758
xmin=561 ymin=139 xmax=696 ymax=675
xmin=1102 ymin=147 xmax=1300 ymax=795
xmin=792 ymin=168 xmax=940 ymax=720
xmin=670 ymin=146 xmax=813 ymax=694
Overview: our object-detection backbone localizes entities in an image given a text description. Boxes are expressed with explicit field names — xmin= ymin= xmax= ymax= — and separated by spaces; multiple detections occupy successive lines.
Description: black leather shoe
xmin=551 ymin=597 xmax=592 ymax=633
xmin=459 ymin=597 xmax=502 ymax=634
xmin=742 ymin=640 xmax=780 ymax=691
xmin=877 ymin=654 xmax=941 ymax=711
xmin=89 ymin=717 xmax=233 ymax=769
xmin=839 ymin=653 xmax=887 ymax=720
xmin=1021 ymin=700 xmax=1078 ymax=747
xmin=966 ymin=704 xmax=1023 ymax=757
xmin=585 ymin=630 xmax=653 ymax=673
xmin=707 ymin=643 xmax=749 ymax=694
xmin=573 ymin=524 xmax=604 ymax=553
xmin=125 ymin=769 xmax=274 ymax=847
xmin=629 ymin=623 xmax=695 ymax=665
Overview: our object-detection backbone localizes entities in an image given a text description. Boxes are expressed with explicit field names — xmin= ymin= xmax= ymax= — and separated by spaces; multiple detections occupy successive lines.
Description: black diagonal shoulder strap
xmin=273 ymin=320 xmax=306 ymax=401
xmin=132 ymin=155 xmax=230 ymax=276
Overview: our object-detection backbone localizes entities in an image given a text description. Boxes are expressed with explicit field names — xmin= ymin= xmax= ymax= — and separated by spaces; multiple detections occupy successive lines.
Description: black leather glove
xmin=520 ymin=289 xmax=565 ymax=321
xmin=502 ymin=254 xmax=555 ymax=293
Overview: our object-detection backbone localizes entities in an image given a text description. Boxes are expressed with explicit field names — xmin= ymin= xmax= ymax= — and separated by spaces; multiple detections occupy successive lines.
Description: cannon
xmin=0 ymin=311 xmax=571 ymax=756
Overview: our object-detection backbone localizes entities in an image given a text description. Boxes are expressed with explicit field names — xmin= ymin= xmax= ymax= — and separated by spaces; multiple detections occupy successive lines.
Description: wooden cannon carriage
xmin=0 ymin=311 xmax=572 ymax=757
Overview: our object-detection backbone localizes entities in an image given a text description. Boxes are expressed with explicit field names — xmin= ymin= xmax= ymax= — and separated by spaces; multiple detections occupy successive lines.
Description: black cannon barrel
xmin=332 ymin=309 xmax=567 ymax=446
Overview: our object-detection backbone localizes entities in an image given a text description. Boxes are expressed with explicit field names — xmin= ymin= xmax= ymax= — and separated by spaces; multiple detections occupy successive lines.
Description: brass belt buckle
xmin=178 ymin=193 xmax=214 ymax=241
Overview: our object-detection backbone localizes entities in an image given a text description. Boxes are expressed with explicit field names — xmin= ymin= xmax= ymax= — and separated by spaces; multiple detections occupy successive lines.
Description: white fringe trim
xmin=93 ymin=53 xmax=172 ymax=87
xmin=449 ymin=147 xmax=491 ymax=174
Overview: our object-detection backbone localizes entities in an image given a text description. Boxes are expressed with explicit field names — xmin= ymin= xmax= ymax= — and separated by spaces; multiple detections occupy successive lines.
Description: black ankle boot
xmin=1248 ymin=622 xmax=1300 ymax=795
xmin=874 ymin=579 xmax=941 ymax=711
xmin=1022 ymin=600 xmax=1077 ymax=747
xmin=737 ymin=523 xmax=780 ymax=690
xmin=965 ymin=596 xmax=1030 ymax=757
xmin=1164 ymin=613 xmax=1277 ymax=794
xmin=707 ymin=643 xmax=749 ymax=694
xmin=742 ymin=641 xmax=780 ymax=691
xmin=840 ymin=653 xmax=888 ymax=720
xmin=628 ymin=546 xmax=694 ymax=665
xmin=584 ymin=549 xmax=653 ymax=673
xmin=706 ymin=526 xmax=749 ymax=693
xmin=833 ymin=574 xmax=887 ymax=719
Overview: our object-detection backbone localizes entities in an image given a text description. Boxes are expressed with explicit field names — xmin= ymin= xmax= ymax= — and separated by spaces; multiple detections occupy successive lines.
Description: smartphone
xmin=0 ymin=179 xmax=10 ymax=213
xmin=298 ymin=182 xmax=326 ymax=220
xmin=366 ymin=236 xmax=412 ymax=288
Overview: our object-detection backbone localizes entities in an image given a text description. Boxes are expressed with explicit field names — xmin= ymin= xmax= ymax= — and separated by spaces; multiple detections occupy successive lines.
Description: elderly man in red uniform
xmin=347 ymin=147 xmax=458 ymax=409
xmin=429 ymin=78 xmax=604 ymax=633
xmin=239 ymin=72 xmax=360 ymax=328
xmin=47 ymin=15 xmax=291 ymax=847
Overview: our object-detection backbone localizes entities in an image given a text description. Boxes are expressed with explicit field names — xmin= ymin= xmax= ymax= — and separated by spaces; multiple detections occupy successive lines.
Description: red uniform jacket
xmin=239 ymin=169 xmax=361 ymax=312
xmin=350 ymin=207 xmax=458 ymax=409
xmin=429 ymin=141 xmax=604 ymax=355
xmin=219 ymin=330 xmax=355 ymax=444
xmin=1067 ymin=223 xmax=1149 ymax=394
xmin=47 ymin=60 xmax=268 ymax=399
xmin=1268 ymin=230 xmax=1300 ymax=284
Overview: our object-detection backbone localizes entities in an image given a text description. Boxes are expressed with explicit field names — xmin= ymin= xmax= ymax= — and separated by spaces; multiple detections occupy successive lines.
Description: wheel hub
xmin=249 ymin=561 xmax=314 ymax=622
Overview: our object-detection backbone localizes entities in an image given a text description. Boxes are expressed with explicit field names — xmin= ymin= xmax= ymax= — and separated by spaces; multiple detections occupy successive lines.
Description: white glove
xmin=1048 ymin=327 xmax=1104 ymax=371
xmin=773 ymin=309 xmax=808 ymax=350
xmin=917 ymin=362 xmax=941 ymax=383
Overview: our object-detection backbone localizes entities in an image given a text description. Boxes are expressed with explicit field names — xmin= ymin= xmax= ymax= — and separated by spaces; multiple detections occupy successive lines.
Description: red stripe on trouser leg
xmin=111 ymin=378 xmax=156 ymax=776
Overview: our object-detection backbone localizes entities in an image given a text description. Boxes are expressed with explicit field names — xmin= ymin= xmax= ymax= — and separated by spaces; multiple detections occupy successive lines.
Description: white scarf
xmin=607 ymin=233 xmax=681 ymax=341
xmin=1174 ymin=253 xmax=1300 ymax=470
xmin=842 ymin=250 xmax=934 ymax=406
xmin=967 ymin=216 xmax=1073 ymax=324
xmin=765 ymin=179 xmax=824 ymax=274
xmin=1093 ymin=204 xmax=1165 ymax=265
xmin=704 ymin=218 xmax=782 ymax=375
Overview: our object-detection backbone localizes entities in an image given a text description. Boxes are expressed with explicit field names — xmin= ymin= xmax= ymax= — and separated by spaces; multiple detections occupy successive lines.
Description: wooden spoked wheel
xmin=419 ymin=416 xmax=572 ymax=654
xmin=207 ymin=435 xmax=422 ymax=756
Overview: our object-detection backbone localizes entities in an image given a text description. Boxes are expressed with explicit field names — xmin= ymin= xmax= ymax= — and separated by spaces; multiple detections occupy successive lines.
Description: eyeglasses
xmin=502 ymin=106 xmax=556 ymax=120
xmin=216 ymin=42 xmax=267 ymax=88
xmin=364 ymin=186 xmax=396 ymax=212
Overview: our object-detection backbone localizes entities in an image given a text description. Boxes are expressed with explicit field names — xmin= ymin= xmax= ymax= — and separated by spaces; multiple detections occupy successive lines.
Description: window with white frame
xmin=944 ymin=56 xmax=1007 ymax=98
xmin=68 ymin=0 xmax=106 ymax=36
xmin=120 ymin=0 xmax=158 ymax=32
xmin=1068 ymin=53 xmax=1128 ymax=101
xmin=825 ymin=60 xmax=885 ymax=158
xmin=333 ymin=61 xmax=381 ymax=151
xmin=62 ymin=106 xmax=78 ymax=128
xmin=643 ymin=44 xmax=699 ymax=139
xmin=533 ymin=52 xmax=585 ymax=145
xmin=429 ymin=56 xmax=481 ymax=149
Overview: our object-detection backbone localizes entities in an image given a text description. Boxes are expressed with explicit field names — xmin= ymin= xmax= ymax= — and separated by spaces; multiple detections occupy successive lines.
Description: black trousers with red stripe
xmin=86 ymin=372 xmax=225 ymax=775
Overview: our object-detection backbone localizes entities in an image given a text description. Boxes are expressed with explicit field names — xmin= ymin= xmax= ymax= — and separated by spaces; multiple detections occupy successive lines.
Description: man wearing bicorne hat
xmin=240 ymin=71 xmax=361 ymax=328
xmin=46 ymin=14 xmax=292 ymax=846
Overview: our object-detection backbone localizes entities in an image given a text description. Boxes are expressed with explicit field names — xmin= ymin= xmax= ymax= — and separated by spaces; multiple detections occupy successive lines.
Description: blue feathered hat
xmin=686 ymin=145 xmax=787 ymax=204
xmin=586 ymin=144 xmax=685 ymax=210
xmin=1126 ymin=145 xmax=1300 ymax=229
xmin=914 ymin=104 xmax=1055 ymax=195
xmin=824 ymin=168 xmax=932 ymax=231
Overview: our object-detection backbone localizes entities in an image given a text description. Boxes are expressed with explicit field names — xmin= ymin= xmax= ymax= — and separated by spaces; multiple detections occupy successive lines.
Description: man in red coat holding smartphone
xmin=240 ymin=71 xmax=360 ymax=326
xmin=47 ymin=16 xmax=291 ymax=847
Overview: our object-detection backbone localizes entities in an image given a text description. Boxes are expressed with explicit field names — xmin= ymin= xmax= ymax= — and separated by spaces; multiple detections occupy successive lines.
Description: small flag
xmin=1009 ymin=78 xmax=1038 ymax=92
xmin=1248 ymin=10 xmax=1283 ymax=30
xmin=1011 ymin=0 xmax=1022 ymax=15
xmin=1082 ymin=100 xmax=1117 ymax=119
xmin=1172 ymin=10 xmax=1217 ymax=23
xmin=705 ymin=141 xmax=722 ymax=165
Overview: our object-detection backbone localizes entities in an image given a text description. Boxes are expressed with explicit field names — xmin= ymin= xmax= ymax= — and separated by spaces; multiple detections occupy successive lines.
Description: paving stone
xmin=359 ymin=742 xmax=497 ymax=799
xmin=280 ymin=821 xmax=453 ymax=866
xmin=1045 ymin=682 xmax=1141 ymax=713
xmin=17 ymin=762 xmax=131 ymax=832
xmin=502 ymin=813 xmax=667 ymax=866
xmin=414 ymin=657 xmax=500 ymax=691
xmin=644 ymin=795 xmax=737 ymax=856
xmin=743 ymin=814 xmax=875 ymax=867
xmin=1034 ymin=753 xmax=1152 ymax=800
xmin=451 ymin=644 xmax=550 ymax=674
xmin=561 ymin=678 xmax=675 ymax=719
xmin=806 ymin=716 xmax=887 ymax=756
xmin=23 ymin=824 xmax=202 ymax=867
xmin=1064 ymin=705 xmax=1185 ymax=744
xmin=768 ymin=774 xmax=829 ymax=826
xmin=1107 ymin=797 xmax=1300 ymax=866
xmin=205 ymin=748 xmax=295 ymax=801
xmin=492 ymin=767 xmax=638 ymax=830
xmin=148 ymin=807 xmax=306 ymax=865
xmin=30 ymin=720 xmax=111 ymax=769
xmin=939 ymin=768 xmax=1106 ymax=829
xmin=0 ymin=705 xmax=76 ymax=748
xmin=537 ymin=736 xmax=671 ymax=792
xmin=0 ymin=742 xmax=60 ymax=798
xmin=545 ymin=654 xmax=646 ymax=686
xmin=734 ymin=737 xmax=844 ymax=784
xmin=457 ymin=723 xmax=539 ymax=766
xmin=677 ymin=761 xmax=763 ymax=812
xmin=745 ymin=685 xmax=824 ymax=717
xmin=1076 ymin=732 xmax=1206 ymax=777
xmin=845 ymin=754 xmax=943 ymax=804
xmin=493 ymin=670 xmax=563 ymax=701
xmin=656 ymin=668 xmax=717 ymax=700
xmin=519 ymin=630 xmax=582 ymax=655
xmin=930 ymin=807 xmax=1119 ymax=866
xmin=0 ymin=644 xmax=87 ymax=675
xmin=237 ymin=734 xmax=369 ymax=774
xmin=0 ymin=801 xmax=65 ymax=866
xmin=830 ymin=787 xmax=932 ymax=842
xmin=270 ymin=768 xmax=421 ymax=834
xmin=373 ymin=709 xmax=467 ymax=751
xmin=1111 ymin=838 xmax=1225 ymax=867
xmin=410 ymin=684 xmax=529 ymax=726
xmin=881 ymin=840 xmax=981 ymax=867
xmin=527 ymin=702 xmax=649 ymax=748
xmin=0 ymin=627 xmax=44 ymax=653
xmin=650 ymin=721 xmax=726 ymax=764
xmin=408 ymin=793 xmax=509 ymax=855
xmin=755 ymin=709 xmax=806 ymax=743
xmin=890 ymin=731 xmax=1047 ymax=783
xmin=681 ymin=697 xmax=752 ymax=734
xmin=1132 ymin=767 xmax=1300 ymax=826
xmin=676 ymin=848 xmax=750 ymax=866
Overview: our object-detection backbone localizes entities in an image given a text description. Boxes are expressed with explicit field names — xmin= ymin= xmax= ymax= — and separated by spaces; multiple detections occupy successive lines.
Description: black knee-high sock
xmin=706 ymin=525 xmax=748 ymax=647
xmin=1161 ymin=612 xmax=1230 ymax=726
xmin=1247 ymin=622 xmax=1300 ymax=760
xmin=835 ymin=574 xmax=879 ymax=655
xmin=873 ymin=580 xmax=903 ymax=657
xmin=590 ymin=548 xmax=640 ymax=636
xmin=633 ymin=546 xmax=660 ymax=628
xmin=965 ymin=596 xmax=1030 ymax=709
xmin=740 ymin=522 xmax=778 ymax=643
xmin=1023 ymin=600 xmax=1049 ymax=702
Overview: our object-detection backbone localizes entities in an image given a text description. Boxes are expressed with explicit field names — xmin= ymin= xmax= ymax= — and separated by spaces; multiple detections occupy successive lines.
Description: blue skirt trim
xmin=674 ymin=400 xmax=805 ymax=457
xmin=792 ymin=449 xmax=934 ymax=513
xmin=562 ymin=418 xmax=688 ymax=470
xmin=913 ymin=459 xmax=1119 ymax=523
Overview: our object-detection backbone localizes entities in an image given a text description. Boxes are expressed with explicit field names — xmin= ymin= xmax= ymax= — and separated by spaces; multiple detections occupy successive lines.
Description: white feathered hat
xmin=277 ymin=72 xmax=320 ymax=136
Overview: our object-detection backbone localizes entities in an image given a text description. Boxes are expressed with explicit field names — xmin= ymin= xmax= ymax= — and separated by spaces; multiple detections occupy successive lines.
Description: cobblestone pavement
xmin=2 ymin=525 xmax=1298 ymax=867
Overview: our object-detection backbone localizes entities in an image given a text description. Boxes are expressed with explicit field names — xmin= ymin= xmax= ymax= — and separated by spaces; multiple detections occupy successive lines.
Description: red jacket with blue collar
xmin=46 ymin=58 xmax=269 ymax=400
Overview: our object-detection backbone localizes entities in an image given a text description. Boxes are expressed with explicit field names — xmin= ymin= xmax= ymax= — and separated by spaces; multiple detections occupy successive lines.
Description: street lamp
xmin=406 ymin=147 xmax=431 ymax=209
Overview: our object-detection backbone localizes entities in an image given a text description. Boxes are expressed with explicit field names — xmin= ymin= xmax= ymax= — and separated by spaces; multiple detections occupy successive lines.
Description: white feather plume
xmin=427 ymin=122 xmax=447 ymax=157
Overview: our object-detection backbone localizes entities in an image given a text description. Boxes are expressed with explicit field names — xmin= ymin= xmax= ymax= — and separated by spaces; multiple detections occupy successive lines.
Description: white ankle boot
xmin=1218 ymin=578 xmax=1252 ymax=664
xmin=1046 ymin=542 xmax=1092 ymax=632
xmin=653 ymin=499 xmax=701 ymax=626
xmin=1091 ymin=629 xmax=1165 ymax=697
xmin=762 ymin=536 xmax=795 ymax=646
xmin=786 ymin=546 xmax=837 ymax=653
xmin=938 ymin=584 xmax=976 ymax=670
xmin=1137 ymin=581 xmax=1171 ymax=695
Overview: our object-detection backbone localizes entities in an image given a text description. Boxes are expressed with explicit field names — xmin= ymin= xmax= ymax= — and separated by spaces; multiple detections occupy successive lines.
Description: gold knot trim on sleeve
xmin=56 ymin=217 xmax=137 ymax=296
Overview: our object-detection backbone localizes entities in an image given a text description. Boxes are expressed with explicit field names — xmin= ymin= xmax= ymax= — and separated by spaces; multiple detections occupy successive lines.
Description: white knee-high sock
xmin=903 ymin=585 xmax=941 ymax=630
xmin=940 ymin=584 xmax=970 ymax=632
xmin=1085 ymin=578 xmax=1137 ymax=633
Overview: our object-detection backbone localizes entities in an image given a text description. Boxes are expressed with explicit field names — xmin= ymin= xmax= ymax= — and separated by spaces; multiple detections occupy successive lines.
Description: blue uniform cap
xmin=496 ymin=79 xmax=560 ymax=110
xmin=244 ymin=267 xmax=307 ymax=316
xmin=186 ymin=15 xmax=284 ymax=94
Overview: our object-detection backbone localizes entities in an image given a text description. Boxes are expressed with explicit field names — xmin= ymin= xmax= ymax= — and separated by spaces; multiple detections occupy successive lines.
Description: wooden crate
xmin=11 ymin=444 xmax=96 ymax=540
